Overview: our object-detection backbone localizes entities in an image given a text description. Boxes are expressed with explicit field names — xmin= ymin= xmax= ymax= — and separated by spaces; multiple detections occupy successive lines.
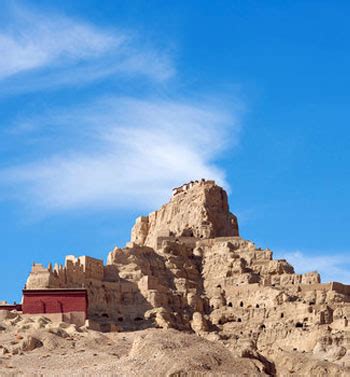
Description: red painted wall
xmin=22 ymin=289 xmax=87 ymax=315
xmin=0 ymin=304 xmax=22 ymax=311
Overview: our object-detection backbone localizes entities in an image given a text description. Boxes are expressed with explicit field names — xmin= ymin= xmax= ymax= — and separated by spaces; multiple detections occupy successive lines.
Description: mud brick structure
xmin=18 ymin=179 xmax=350 ymax=370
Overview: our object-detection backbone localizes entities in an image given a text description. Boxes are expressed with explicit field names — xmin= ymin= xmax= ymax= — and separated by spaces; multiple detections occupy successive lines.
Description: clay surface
xmin=4 ymin=179 xmax=349 ymax=376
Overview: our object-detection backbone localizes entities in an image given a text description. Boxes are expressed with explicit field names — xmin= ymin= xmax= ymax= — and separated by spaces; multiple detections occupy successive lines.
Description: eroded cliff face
xmin=130 ymin=180 xmax=239 ymax=249
xmin=24 ymin=180 xmax=350 ymax=376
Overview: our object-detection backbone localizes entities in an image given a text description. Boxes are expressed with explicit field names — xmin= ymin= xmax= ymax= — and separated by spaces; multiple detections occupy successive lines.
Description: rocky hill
xmin=131 ymin=179 xmax=239 ymax=248
xmin=3 ymin=179 xmax=350 ymax=376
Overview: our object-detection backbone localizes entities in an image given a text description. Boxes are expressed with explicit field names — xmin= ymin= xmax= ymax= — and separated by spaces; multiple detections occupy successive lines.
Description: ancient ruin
xmin=4 ymin=179 xmax=350 ymax=374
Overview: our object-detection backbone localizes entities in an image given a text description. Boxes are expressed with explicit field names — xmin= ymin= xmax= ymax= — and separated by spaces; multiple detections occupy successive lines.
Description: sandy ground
xmin=0 ymin=313 xmax=266 ymax=376
xmin=2 ymin=312 xmax=349 ymax=376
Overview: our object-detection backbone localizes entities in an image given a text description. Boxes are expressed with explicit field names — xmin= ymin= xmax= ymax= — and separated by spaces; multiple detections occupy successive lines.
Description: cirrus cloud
xmin=0 ymin=3 xmax=174 ymax=94
xmin=0 ymin=96 xmax=242 ymax=212
xmin=0 ymin=4 xmax=242 ymax=215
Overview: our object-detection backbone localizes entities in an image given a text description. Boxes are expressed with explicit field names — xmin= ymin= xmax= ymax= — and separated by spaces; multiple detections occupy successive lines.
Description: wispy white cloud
xmin=0 ymin=4 xmax=174 ymax=92
xmin=0 ymin=4 xmax=242 ymax=214
xmin=0 ymin=97 xmax=241 ymax=212
xmin=278 ymin=250 xmax=350 ymax=284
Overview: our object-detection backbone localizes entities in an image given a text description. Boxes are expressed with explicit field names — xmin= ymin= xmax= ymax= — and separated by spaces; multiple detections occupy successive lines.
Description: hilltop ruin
xmin=20 ymin=179 xmax=350 ymax=374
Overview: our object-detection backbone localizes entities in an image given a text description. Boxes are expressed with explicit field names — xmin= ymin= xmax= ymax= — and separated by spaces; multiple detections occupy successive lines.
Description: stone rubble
xmin=23 ymin=179 xmax=350 ymax=375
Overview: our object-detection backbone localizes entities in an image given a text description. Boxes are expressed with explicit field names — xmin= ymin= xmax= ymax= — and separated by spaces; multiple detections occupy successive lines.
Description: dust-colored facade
xmin=23 ymin=180 xmax=350 ymax=371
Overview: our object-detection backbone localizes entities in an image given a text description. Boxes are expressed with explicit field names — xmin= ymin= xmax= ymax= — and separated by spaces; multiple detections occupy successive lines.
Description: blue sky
xmin=1 ymin=1 xmax=350 ymax=302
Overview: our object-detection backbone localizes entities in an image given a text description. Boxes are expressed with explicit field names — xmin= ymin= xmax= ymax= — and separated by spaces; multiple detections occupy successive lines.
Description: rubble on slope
xmin=21 ymin=179 xmax=350 ymax=375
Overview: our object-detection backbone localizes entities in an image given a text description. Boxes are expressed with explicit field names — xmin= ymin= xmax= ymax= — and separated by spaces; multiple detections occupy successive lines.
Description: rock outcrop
xmin=23 ymin=179 xmax=350 ymax=375
xmin=131 ymin=179 xmax=239 ymax=249
xmin=0 ymin=313 xmax=269 ymax=376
